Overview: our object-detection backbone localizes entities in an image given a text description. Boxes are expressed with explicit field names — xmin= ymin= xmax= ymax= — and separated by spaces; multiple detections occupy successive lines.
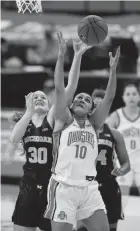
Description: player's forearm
xmin=105 ymin=67 xmax=117 ymax=103
xmin=4 ymin=141 xmax=18 ymax=161
xmin=119 ymin=161 xmax=131 ymax=175
xmin=54 ymin=54 xmax=65 ymax=92
xmin=10 ymin=111 xmax=32 ymax=143
xmin=65 ymin=53 xmax=82 ymax=105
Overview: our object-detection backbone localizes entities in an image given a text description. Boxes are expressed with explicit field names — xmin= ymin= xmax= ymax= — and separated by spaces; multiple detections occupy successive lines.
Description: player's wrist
xmin=25 ymin=110 xmax=33 ymax=118
xmin=58 ymin=53 xmax=65 ymax=58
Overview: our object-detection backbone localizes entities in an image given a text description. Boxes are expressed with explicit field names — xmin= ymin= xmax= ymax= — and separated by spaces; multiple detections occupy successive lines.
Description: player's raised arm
xmin=52 ymin=32 xmax=71 ymax=124
xmin=65 ymin=40 xmax=92 ymax=106
xmin=111 ymin=129 xmax=131 ymax=176
xmin=89 ymin=46 xmax=120 ymax=130
xmin=10 ymin=92 xmax=34 ymax=143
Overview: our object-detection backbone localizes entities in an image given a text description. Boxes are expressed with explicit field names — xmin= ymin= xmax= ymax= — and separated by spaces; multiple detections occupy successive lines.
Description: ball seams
xmin=92 ymin=18 xmax=108 ymax=35
xmin=86 ymin=24 xmax=89 ymax=44
xmin=78 ymin=24 xmax=89 ymax=34
xmin=88 ymin=18 xmax=99 ymax=44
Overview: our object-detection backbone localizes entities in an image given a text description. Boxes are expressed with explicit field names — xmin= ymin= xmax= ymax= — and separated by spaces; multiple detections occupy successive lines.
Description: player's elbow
xmin=10 ymin=134 xmax=20 ymax=143
xmin=55 ymin=83 xmax=64 ymax=93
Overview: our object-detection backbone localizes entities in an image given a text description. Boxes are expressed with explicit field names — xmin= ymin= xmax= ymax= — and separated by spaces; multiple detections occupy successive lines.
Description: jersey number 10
xmin=28 ymin=147 xmax=47 ymax=164
xmin=75 ymin=145 xmax=87 ymax=159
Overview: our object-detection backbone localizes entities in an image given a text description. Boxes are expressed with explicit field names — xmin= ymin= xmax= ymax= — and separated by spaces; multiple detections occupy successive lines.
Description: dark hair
xmin=11 ymin=111 xmax=24 ymax=123
xmin=123 ymin=81 xmax=140 ymax=95
xmin=1 ymin=37 xmax=7 ymax=44
xmin=91 ymin=89 xmax=106 ymax=99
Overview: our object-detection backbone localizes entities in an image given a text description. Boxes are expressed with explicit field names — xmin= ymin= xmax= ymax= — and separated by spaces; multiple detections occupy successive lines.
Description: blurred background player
xmin=107 ymin=83 xmax=140 ymax=196
xmin=76 ymin=89 xmax=130 ymax=231
xmin=1 ymin=37 xmax=23 ymax=68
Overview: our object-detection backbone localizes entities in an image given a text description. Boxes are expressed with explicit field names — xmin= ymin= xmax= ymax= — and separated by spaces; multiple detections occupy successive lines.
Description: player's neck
xmin=74 ymin=115 xmax=87 ymax=128
xmin=124 ymin=106 xmax=139 ymax=115
xmin=32 ymin=113 xmax=46 ymax=127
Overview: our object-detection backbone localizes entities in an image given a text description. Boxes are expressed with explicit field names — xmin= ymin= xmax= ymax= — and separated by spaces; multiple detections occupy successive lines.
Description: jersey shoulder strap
xmin=104 ymin=123 xmax=115 ymax=144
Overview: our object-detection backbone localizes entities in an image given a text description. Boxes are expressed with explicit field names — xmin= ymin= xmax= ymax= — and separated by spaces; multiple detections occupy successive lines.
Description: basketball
xmin=77 ymin=15 xmax=108 ymax=45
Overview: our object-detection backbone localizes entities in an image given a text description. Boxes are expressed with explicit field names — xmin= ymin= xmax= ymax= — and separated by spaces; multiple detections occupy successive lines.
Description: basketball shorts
xmin=44 ymin=177 xmax=106 ymax=225
xmin=12 ymin=175 xmax=51 ymax=230
xmin=98 ymin=179 xmax=124 ymax=224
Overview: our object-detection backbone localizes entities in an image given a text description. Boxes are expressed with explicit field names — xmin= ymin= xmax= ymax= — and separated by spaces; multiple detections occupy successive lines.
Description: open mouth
xmin=77 ymin=104 xmax=84 ymax=108
xmin=36 ymin=101 xmax=44 ymax=106
xmin=129 ymin=100 xmax=135 ymax=103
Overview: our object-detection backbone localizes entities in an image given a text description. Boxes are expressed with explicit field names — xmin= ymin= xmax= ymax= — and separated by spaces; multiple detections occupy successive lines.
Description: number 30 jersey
xmin=52 ymin=118 xmax=98 ymax=187
xmin=96 ymin=124 xmax=116 ymax=183
xmin=22 ymin=117 xmax=53 ymax=184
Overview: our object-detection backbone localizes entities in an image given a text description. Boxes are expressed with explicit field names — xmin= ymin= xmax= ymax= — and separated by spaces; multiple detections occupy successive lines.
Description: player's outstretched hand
xmin=111 ymin=166 xmax=124 ymax=177
xmin=25 ymin=92 xmax=35 ymax=115
xmin=57 ymin=31 xmax=67 ymax=56
xmin=109 ymin=46 xmax=120 ymax=69
xmin=72 ymin=39 xmax=93 ymax=56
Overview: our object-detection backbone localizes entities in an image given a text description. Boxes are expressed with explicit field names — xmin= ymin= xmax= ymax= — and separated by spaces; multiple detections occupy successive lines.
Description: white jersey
xmin=52 ymin=118 xmax=98 ymax=187
xmin=116 ymin=108 xmax=140 ymax=164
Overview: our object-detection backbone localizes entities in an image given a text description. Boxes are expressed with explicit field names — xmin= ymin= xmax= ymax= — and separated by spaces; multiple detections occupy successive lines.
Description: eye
xmin=85 ymin=98 xmax=90 ymax=103
xmin=34 ymin=96 xmax=38 ymax=99
xmin=78 ymin=96 xmax=82 ymax=99
xmin=132 ymin=92 xmax=137 ymax=96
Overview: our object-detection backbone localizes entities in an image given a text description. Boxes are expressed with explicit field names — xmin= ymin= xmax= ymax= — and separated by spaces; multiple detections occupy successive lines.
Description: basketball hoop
xmin=16 ymin=0 xmax=42 ymax=14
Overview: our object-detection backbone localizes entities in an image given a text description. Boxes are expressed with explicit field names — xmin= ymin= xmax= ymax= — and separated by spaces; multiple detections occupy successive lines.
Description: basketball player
xmin=9 ymin=32 xmax=93 ymax=231
xmin=107 ymin=83 xmax=140 ymax=195
xmin=44 ymin=32 xmax=120 ymax=231
xmin=10 ymin=91 xmax=54 ymax=231
xmin=77 ymin=89 xmax=130 ymax=231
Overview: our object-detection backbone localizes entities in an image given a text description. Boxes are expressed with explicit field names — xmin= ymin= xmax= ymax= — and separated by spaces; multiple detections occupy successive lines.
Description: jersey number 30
xmin=28 ymin=147 xmax=47 ymax=164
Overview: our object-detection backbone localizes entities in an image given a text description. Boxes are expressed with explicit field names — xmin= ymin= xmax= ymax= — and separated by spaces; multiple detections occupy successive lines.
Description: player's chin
xmin=34 ymin=105 xmax=48 ymax=113
xmin=74 ymin=107 xmax=87 ymax=117
xmin=128 ymin=101 xmax=137 ymax=107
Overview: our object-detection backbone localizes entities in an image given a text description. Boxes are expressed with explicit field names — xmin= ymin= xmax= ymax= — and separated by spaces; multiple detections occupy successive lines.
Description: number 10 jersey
xmin=52 ymin=118 xmax=98 ymax=187
xmin=22 ymin=117 xmax=53 ymax=184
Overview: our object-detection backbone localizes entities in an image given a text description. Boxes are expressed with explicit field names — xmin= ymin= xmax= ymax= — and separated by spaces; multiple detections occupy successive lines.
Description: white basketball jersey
xmin=52 ymin=118 xmax=98 ymax=187
xmin=117 ymin=108 xmax=140 ymax=164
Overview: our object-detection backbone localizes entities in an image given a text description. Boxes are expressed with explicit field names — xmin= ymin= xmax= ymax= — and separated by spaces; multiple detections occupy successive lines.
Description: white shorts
xmin=44 ymin=177 xmax=106 ymax=225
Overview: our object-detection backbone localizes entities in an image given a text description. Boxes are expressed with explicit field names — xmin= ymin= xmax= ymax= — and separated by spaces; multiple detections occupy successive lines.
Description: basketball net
xmin=16 ymin=0 xmax=42 ymax=14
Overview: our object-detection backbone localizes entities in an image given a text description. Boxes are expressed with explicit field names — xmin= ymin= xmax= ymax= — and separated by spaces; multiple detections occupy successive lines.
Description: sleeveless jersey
xmin=22 ymin=117 xmax=53 ymax=184
xmin=116 ymin=108 xmax=140 ymax=164
xmin=52 ymin=118 xmax=98 ymax=187
xmin=96 ymin=124 xmax=116 ymax=183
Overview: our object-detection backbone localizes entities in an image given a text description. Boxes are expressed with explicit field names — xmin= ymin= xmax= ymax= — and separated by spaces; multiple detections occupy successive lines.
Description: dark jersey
xmin=96 ymin=123 xmax=116 ymax=183
xmin=22 ymin=116 xmax=53 ymax=184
